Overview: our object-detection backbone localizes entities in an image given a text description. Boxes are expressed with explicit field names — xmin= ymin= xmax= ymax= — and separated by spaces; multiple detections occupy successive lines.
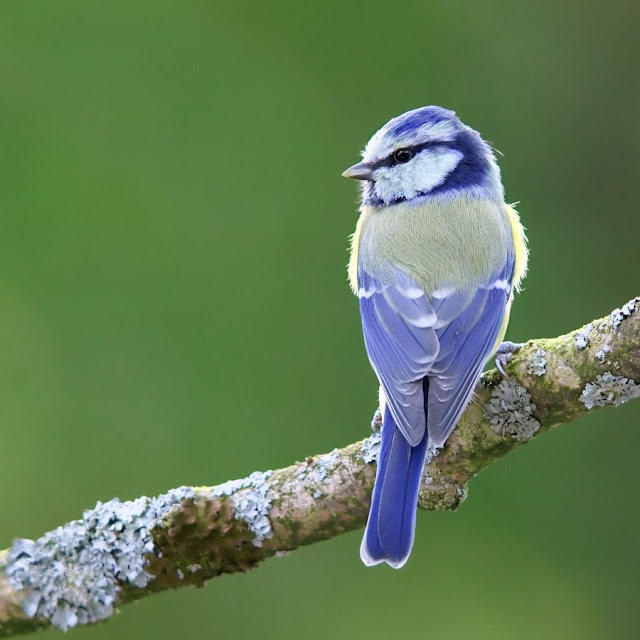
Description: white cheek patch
xmin=374 ymin=149 xmax=463 ymax=203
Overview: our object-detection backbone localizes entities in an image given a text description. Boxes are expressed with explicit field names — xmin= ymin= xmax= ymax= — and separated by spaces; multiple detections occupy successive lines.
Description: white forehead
xmin=362 ymin=120 xmax=458 ymax=163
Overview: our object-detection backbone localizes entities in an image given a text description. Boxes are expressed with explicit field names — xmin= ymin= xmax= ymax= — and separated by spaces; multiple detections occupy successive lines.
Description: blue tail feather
xmin=361 ymin=397 xmax=429 ymax=568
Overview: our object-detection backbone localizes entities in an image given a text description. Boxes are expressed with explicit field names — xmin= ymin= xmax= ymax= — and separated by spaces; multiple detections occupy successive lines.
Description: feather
xmin=360 ymin=402 xmax=429 ymax=568
xmin=356 ymin=245 xmax=515 ymax=566
xmin=358 ymin=256 xmax=513 ymax=448
xmin=346 ymin=107 xmax=529 ymax=568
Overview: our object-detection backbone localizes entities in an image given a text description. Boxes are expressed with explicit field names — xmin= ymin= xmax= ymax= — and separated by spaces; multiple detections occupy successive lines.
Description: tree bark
xmin=0 ymin=297 xmax=638 ymax=637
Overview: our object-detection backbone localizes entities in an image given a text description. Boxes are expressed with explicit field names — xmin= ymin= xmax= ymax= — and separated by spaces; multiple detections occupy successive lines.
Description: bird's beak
xmin=342 ymin=161 xmax=374 ymax=181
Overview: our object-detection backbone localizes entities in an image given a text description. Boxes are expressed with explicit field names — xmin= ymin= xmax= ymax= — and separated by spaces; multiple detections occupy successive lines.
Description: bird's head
xmin=343 ymin=106 xmax=503 ymax=207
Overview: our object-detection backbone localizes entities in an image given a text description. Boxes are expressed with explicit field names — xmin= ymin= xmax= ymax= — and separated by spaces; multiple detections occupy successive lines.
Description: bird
xmin=343 ymin=106 xmax=528 ymax=568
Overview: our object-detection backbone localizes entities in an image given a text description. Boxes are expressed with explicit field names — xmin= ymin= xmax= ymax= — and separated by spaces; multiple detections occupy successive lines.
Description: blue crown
xmin=386 ymin=106 xmax=459 ymax=139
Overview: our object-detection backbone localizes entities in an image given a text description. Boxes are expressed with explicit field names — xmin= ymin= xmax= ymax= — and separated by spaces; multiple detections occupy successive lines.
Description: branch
xmin=1 ymin=297 xmax=639 ymax=637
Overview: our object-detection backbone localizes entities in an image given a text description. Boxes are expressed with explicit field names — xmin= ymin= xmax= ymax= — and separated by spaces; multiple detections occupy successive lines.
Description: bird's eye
xmin=392 ymin=148 xmax=414 ymax=164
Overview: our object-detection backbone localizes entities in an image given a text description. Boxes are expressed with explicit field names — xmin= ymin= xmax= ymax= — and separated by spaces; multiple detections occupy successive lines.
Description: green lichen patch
xmin=210 ymin=471 xmax=275 ymax=546
xmin=418 ymin=475 xmax=468 ymax=512
xmin=442 ymin=398 xmax=509 ymax=470
xmin=527 ymin=348 xmax=547 ymax=376
xmin=574 ymin=323 xmax=594 ymax=349
xmin=579 ymin=372 xmax=640 ymax=410
xmin=483 ymin=379 xmax=540 ymax=441
xmin=608 ymin=297 xmax=639 ymax=329
xmin=148 ymin=496 xmax=263 ymax=591
xmin=4 ymin=488 xmax=195 ymax=631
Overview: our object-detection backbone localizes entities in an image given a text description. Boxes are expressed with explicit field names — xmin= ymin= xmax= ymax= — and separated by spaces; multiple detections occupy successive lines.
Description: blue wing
xmin=358 ymin=256 xmax=514 ymax=567
xmin=358 ymin=260 xmax=514 ymax=448
xmin=358 ymin=269 xmax=439 ymax=446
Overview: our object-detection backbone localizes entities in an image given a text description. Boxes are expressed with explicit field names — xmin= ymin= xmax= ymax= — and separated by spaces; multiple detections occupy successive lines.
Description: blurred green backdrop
xmin=1 ymin=1 xmax=639 ymax=638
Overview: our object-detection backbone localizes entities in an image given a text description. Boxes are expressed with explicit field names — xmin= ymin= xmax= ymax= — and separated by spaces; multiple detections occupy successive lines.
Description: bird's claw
xmin=494 ymin=341 xmax=524 ymax=377
xmin=371 ymin=408 xmax=383 ymax=432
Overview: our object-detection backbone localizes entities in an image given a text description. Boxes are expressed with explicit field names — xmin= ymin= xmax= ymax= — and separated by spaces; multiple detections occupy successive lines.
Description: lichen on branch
xmin=0 ymin=296 xmax=638 ymax=638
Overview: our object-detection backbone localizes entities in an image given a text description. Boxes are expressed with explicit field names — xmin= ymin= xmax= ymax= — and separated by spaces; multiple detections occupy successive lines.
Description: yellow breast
xmin=348 ymin=201 xmax=528 ymax=296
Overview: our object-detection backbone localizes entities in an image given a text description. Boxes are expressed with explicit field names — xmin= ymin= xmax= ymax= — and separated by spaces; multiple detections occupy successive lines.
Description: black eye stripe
xmin=369 ymin=140 xmax=457 ymax=171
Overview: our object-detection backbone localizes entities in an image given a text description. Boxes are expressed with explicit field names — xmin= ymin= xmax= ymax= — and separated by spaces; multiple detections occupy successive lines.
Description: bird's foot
xmin=371 ymin=408 xmax=383 ymax=432
xmin=494 ymin=341 xmax=525 ymax=377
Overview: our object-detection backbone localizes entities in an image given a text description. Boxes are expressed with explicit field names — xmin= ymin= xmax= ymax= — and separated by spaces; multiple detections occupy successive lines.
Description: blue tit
xmin=343 ymin=106 xmax=528 ymax=568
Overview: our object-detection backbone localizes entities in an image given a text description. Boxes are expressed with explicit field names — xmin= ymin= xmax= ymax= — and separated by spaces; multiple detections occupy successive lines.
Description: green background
xmin=1 ymin=1 xmax=639 ymax=638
